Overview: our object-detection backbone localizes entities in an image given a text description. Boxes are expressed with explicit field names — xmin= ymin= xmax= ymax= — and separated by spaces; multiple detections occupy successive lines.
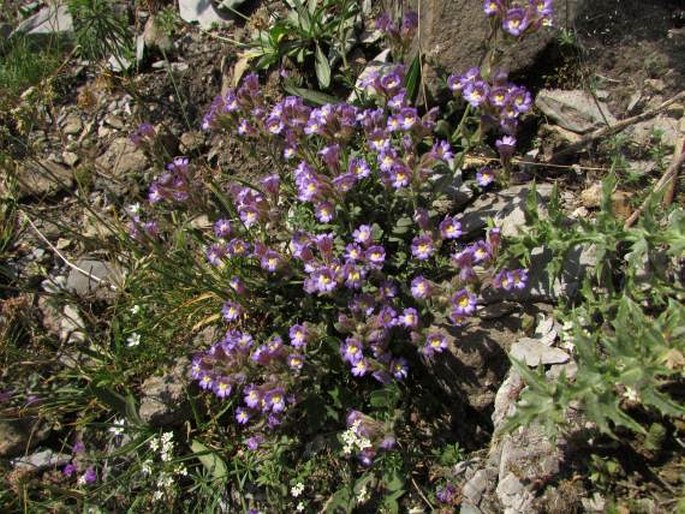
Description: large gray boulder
xmin=416 ymin=0 xmax=585 ymax=87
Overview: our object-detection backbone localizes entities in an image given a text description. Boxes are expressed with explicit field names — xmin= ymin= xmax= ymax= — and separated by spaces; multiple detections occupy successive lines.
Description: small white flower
xmin=126 ymin=332 xmax=141 ymax=347
xmin=130 ymin=304 xmax=141 ymax=315
xmin=127 ymin=203 xmax=141 ymax=215
xmin=295 ymin=501 xmax=305 ymax=512
xmin=291 ymin=482 xmax=305 ymax=498
xmin=141 ymin=458 xmax=153 ymax=476
xmin=109 ymin=418 xmax=126 ymax=436
xmin=356 ymin=484 xmax=369 ymax=504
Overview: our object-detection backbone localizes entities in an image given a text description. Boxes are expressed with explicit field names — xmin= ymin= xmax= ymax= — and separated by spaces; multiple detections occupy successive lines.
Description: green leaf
xmin=315 ymin=44 xmax=331 ymax=89
xmin=405 ymin=54 xmax=422 ymax=104
xmin=283 ymin=84 xmax=339 ymax=105
xmin=325 ymin=486 xmax=353 ymax=513
xmin=190 ymin=440 xmax=228 ymax=482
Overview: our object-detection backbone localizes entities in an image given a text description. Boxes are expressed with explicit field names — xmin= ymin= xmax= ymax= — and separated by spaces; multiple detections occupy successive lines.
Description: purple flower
xmin=358 ymin=447 xmax=376 ymax=466
xmin=288 ymin=353 xmax=305 ymax=371
xmin=261 ymin=174 xmax=281 ymax=197
xmin=398 ymin=308 xmax=419 ymax=329
xmin=511 ymin=268 xmax=528 ymax=289
xmin=245 ymin=435 xmax=264 ymax=450
xmin=423 ymin=331 xmax=448 ymax=356
xmin=353 ymin=225 xmax=373 ymax=246
xmin=463 ymin=80 xmax=490 ymax=108
xmin=315 ymin=201 xmax=335 ymax=223
xmin=198 ymin=372 xmax=214 ymax=390
xmin=351 ymin=358 xmax=371 ymax=377
xmin=389 ymin=164 xmax=411 ymax=189
xmin=439 ymin=216 xmax=463 ymax=240
xmin=63 ymin=463 xmax=77 ymax=477
xmin=388 ymin=91 xmax=407 ymax=111
xmin=221 ymin=301 xmax=243 ymax=322
xmin=244 ymin=385 xmax=262 ymax=409
xmin=510 ymin=86 xmax=532 ymax=113
xmin=213 ymin=376 xmax=233 ymax=398
xmin=377 ymin=305 xmax=398 ymax=328
xmin=264 ymin=387 xmax=286 ymax=413
xmin=502 ymin=7 xmax=529 ymax=36
xmin=213 ymin=218 xmax=232 ymax=238
xmin=379 ymin=280 xmax=398 ymax=299
xmin=319 ymin=144 xmax=341 ymax=171
xmin=437 ymin=482 xmax=458 ymax=504
xmin=260 ymin=250 xmax=283 ymax=273
xmin=289 ymin=324 xmax=309 ymax=347
xmin=229 ymin=276 xmax=246 ymax=295
xmin=494 ymin=269 xmax=514 ymax=290
xmin=341 ymin=337 xmax=364 ymax=364
xmin=378 ymin=148 xmax=397 ymax=172
xmin=235 ymin=407 xmax=250 ymax=425
xmin=432 ymin=140 xmax=454 ymax=162
xmin=310 ymin=266 xmax=339 ymax=293
xmin=495 ymin=135 xmax=517 ymax=159
xmin=483 ymin=0 xmax=503 ymax=16
xmin=411 ymin=234 xmax=436 ymax=261
xmin=343 ymin=262 xmax=365 ymax=289
xmin=347 ymin=157 xmax=370 ymax=181
xmin=227 ymin=238 xmax=250 ymax=256
xmin=365 ymin=245 xmax=386 ymax=269
xmin=450 ymin=289 xmax=477 ymax=318
xmin=367 ymin=130 xmax=391 ymax=152
xmin=476 ymin=167 xmax=496 ymax=187
xmin=471 ymin=240 xmax=492 ymax=263
xmin=411 ymin=276 xmax=433 ymax=299
xmin=532 ymin=0 xmax=554 ymax=19
xmin=332 ymin=172 xmax=357 ymax=193
xmin=206 ymin=244 xmax=227 ymax=266
xmin=390 ymin=358 xmax=409 ymax=380
xmin=398 ymin=107 xmax=419 ymax=130
xmin=79 ymin=467 xmax=97 ymax=485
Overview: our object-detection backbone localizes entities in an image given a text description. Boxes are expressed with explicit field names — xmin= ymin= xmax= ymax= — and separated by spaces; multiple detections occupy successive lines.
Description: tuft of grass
xmin=0 ymin=34 xmax=65 ymax=105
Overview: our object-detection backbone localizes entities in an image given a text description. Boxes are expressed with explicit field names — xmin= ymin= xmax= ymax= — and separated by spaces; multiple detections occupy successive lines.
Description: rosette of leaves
xmin=67 ymin=0 xmax=132 ymax=64
xmin=235 ymin=0 xmax=361 ymax=89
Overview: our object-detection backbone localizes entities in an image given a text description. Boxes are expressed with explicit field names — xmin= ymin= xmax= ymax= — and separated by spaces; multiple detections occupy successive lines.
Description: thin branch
xmin=623 ymin=150 xmax=685 ymax=229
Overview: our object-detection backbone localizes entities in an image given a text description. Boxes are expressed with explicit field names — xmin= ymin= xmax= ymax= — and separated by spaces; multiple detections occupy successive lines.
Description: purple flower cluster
xmin=191 ymin=323 xmax=317 ymax=428
xmin=291 ymin=227 xmax=388 ymax=296
xmin=375 ymin=10 xmax=418 ymax=56
xmin=448 ymin=67 xmax=532 ymax=135
xmin=493 ymin=267 xmax=528 ymax=290
xmin=148 ymin=157 xmax=192 ymax=204
xmin=483 ymin=0 xmax=554 ymax=36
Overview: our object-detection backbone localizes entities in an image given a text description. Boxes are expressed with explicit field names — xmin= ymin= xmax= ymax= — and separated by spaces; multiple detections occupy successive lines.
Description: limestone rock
xmin=97 ymin=138 xmax=148 ymax=176
xmin=536 ymin=89 xmax=617 ymax=134
xmin=510 ymin=337 xmax=570 ymax=366
xmin=66 ymin=259 xmax=121 ymax=300
xmin=0 ymin=418 xmax=50 ymax=458
xmin=12 ymin=449 xmax=71 ymax=472
xmin=178 ymin=0 xmax=232 ymax=29
xmin=16 ymin=159 xmax=74 ymax=199
xmin=139 ymin=358 xmax=192 ymax=427
xmin=460 ymin=183 xmax=554 ymax=237
xmin=12 ymin=4 xmax=73 ymax=36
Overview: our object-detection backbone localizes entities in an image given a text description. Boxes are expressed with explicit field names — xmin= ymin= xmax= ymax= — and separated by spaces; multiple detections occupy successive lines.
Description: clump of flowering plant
xmin=134 ymin=62 xmax=530 ymax=463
